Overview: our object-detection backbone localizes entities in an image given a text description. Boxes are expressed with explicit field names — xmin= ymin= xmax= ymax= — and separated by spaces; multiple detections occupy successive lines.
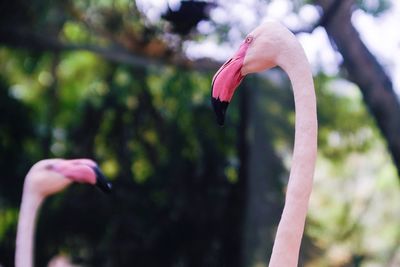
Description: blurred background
xmin=0 ymin=0 xmax=399 ymax=266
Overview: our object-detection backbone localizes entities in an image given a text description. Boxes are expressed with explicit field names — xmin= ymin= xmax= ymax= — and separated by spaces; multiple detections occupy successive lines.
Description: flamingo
xmin=15 ymin=158 xmax=112 ymax=267
xmin=211 ymin=21 xmax=317 ymax=266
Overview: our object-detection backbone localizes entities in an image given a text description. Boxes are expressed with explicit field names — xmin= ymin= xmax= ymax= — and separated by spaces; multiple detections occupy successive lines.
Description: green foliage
xmin=0 ymin=39 xmax=395 ymax=267
xmin=0 ymin=1 xmax=398 ymax=266
xmin=0 ymin=74 xmax=38 ymax=264
xmin=306 ymin=72 xmax=400 ymax=266
xmin=356 ymin=0 xmax=392 ymax=16
xmin=315 ymin=73 xmax=377 ymax=164
xmin=0 ymin=45 xmax=235 ymax=266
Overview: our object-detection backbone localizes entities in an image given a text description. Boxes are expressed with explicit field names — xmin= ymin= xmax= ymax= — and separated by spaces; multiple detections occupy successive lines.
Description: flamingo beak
xmin=211 ymin=39 xmax=251 ymax=126
xmin=211 ymin=96 xmax=230 ymax=126
xmin=92 ymin=166 xmax=112 ymax=193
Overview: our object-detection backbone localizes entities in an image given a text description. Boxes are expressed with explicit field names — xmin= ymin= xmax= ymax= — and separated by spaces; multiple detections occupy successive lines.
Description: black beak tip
xmin=211 ymin=97 xmax=229 ymax=126
xmin=93 ymin=167 xmax=112 ymax=193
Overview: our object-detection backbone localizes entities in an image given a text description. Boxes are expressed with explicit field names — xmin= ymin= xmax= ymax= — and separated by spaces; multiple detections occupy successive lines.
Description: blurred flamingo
xmin=15 ymin=158 xmax=112 ymax=267
xmin=211 ymin=21 xmax=317 ymax=267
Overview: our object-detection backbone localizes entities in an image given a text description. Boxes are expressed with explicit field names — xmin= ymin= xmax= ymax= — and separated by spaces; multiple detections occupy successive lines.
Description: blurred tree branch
xmin=314 ymin=0 xmax=400 ymax=177
xmin=293 ymin=0 xmax=343 ymax=34
xmin=0 ymin=27 xmax=219 ymax=72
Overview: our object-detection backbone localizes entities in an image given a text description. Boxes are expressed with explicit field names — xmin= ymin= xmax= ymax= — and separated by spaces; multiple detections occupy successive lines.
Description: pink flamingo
xmin=211 ymin=21 xmax=317 ymax=266
xmin=15 ymin=158 xmax=112 ymax=267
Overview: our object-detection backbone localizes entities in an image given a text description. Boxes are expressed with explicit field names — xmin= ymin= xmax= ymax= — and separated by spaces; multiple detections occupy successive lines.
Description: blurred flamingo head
xmin=25 ymin=158 xmax=112 ymax=197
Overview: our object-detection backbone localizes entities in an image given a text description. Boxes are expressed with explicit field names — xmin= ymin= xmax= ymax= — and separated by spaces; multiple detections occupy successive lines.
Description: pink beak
xmin=211 ymin=37 xmax=252 ymax=125
xmin=53 ymin=159 xmax=112 ymax=193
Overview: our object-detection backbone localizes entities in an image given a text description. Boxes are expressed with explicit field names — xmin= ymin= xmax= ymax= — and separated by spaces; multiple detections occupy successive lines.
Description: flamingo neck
xmin=15 ymin=188 xmax=44 ymax=267
xmin=268 ymin=45 xmax=317 ymax=267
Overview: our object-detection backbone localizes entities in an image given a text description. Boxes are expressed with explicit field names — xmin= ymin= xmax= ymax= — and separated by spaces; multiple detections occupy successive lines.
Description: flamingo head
xmin=211 ymin=21 xmax=295 ymax=125
xmin=24 ymin=158 xmax=112 ymax=197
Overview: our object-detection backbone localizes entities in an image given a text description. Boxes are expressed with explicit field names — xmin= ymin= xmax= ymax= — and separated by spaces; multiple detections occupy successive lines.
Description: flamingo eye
xmin=45 ymin=164 xmax=54 ymax=170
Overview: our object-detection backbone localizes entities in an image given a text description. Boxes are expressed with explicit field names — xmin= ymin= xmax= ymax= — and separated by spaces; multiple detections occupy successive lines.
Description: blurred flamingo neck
xmin=15 ymin=190 xmax=44 ymax=267
xmin=268 ymin=46 xmax=317 ymax=267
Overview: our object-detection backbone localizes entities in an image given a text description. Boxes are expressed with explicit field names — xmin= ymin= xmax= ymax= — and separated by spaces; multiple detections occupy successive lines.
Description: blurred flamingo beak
xmin=211 ymin=37 xmax=252 ymax=126
xmin=92 ymin=166 xmax=112 ymax=193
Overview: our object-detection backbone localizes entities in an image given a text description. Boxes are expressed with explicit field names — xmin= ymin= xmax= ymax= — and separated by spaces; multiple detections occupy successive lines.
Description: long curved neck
xmin=15 ymin=188 xmax=44 ymax=267
xmin=269 ymin=43 xmax=317 ymax=267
